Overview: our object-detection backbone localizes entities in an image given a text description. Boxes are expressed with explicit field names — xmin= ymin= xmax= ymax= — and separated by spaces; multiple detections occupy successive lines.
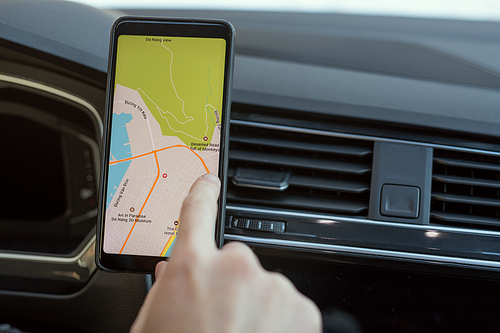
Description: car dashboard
xmin=1 ymin=1 xmax=500 ymax=332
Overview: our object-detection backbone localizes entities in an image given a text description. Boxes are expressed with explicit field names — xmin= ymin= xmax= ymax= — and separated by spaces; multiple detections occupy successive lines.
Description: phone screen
xmin=99 ymin=19 xmax=232 ymax=269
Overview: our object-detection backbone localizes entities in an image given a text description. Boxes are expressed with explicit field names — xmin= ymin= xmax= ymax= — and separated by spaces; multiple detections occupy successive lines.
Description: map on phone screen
xmin=104 ymin=35 xmax=226 ymax=257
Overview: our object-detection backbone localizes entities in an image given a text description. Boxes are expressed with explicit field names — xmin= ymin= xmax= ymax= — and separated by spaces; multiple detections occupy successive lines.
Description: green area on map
xmin=115 ymin=35 xmax=226 ymax=146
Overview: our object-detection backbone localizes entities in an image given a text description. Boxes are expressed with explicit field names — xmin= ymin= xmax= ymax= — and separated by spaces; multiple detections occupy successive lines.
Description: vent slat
xmin=229 ymin=150 xmax=371 ymax=175
xmin=289 ymin=175 xmax=369 ymax=193
xmin=230 ymin=133 xmax=372 ymax=157
xmin=432 ymin=149 xmax=500 ymax=230
xmin=431 ymin=212 xmax=500 ymax=227
xmin=432 ymin=193 xmax=500 ymax=207
xmin=434 ymin=157 xmax=500 ymax=172
xmin=227 ymin=187 xmax=368 ymax=214
xmin=433 ymin=174 xmax=500 ymax=189
xmin=228 ymin=119 xmax=372 ymax=217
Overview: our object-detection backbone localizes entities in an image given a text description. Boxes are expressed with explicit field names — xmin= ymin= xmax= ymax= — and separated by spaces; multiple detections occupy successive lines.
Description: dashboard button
xmin=380 ymin=184 xmax=420 ymax=218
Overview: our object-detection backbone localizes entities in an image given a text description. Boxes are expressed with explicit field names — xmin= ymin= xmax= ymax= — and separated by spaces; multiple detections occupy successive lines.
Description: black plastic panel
xmin=254 ymin=251 xmax=500 ymax=333
xmin=369 ymin=141 xmax=433 ymax=224
xmin=0 ymin=270 xmax=149 ymax=333
xmin=0 ymin=0 xmax=115 ymax=73
xmin=235 ymin=31 xmax=500 ymax=89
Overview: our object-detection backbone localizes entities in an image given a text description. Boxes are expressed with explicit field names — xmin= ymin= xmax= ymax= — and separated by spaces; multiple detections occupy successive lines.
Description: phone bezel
xmin=96 ymin=16 xmax=234 ymax=273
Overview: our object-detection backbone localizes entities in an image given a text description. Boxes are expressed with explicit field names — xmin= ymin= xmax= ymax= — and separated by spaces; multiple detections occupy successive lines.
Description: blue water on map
xmin=106 ymin=112 xmax=133 ymax=208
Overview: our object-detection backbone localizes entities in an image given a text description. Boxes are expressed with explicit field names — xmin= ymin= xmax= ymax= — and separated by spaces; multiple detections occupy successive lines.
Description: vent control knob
xmin=232 ymin=167 xmax=291 ymax=191
xmin=229 ymin=216 xmax=286 ymax=233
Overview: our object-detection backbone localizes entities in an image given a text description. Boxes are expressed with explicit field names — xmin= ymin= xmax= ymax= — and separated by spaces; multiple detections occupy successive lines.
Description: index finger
xmin=172 ymin=173 xmax=221 ymax=255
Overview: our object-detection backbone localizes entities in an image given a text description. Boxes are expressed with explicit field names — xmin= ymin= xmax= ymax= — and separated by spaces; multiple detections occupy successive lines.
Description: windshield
xmin=71 ymin=0 xmax=500 ymax=21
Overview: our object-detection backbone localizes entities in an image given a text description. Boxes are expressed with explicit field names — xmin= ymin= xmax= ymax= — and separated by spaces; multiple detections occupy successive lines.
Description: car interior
xmin=1 ymin=0 xmax=500 ymax=332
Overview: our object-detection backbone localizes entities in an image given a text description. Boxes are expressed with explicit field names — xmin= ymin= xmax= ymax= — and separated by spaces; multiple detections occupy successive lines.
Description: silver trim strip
xmin=0 ymin=73 xmax=103 ymax=134
xmin=69 ymin=209 xmax=98 ymax=225
xmin=225 ymin=234 xmax=500 ymax=269
xmin=0 ymin=235 xmax=95 ymax=264
xmin=227 ymin=204 xmax=500 ymax=237
xmin=230 ymin=119 xmax=500 ymax=157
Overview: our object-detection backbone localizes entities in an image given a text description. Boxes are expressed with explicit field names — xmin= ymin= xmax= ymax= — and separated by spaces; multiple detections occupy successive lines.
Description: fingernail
xmin=201 ymin=173 xmax=220 ymax=184
xmin=155 ymin=260 xmax=168 ymax=278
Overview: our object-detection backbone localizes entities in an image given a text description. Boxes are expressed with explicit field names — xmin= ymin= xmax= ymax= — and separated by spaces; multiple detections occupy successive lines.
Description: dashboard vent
xmin=227 ymin=122 xmax=373 ymax=217
xmin=431 ymin=149 xmax=500 ymax=229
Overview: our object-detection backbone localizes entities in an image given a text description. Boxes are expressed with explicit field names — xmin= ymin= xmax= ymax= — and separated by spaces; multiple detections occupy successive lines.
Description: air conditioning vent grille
xmin=431 ymin=149 xmax=500 ymax=230
xmin=228 ymin=123 xmax=373 ymax=217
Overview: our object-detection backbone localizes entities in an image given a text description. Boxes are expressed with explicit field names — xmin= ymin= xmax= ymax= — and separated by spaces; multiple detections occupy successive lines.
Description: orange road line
xmin=155 ymin=145 xmax=210 ymax=173
xmin=109 ymin=144 xmax=210 ymax=172
xmin=116 ymin=144 xmax=210 ymax=254
xmin=119 ymin=151 xmax=161 ymax=254
xmin=109 ymin=150 xmax=153 ymax=165
xmin=155 ymin=145 xmax=209 ymax=256
xmin=186 ymin=148 xmax=210 ymax=173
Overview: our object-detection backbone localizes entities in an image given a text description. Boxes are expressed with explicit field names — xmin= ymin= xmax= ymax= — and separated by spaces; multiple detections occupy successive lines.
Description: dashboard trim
xmin=0 ymin=73 xmax=102 ymax=290
xmin=226 ymin=204 xmax=500 ymax=237
xmin=0 ymin=235 xmax=95 ymax=264
xmin=225 ymin=233 xmax=500 ymax=270
xmin=226 ymin=118 xmax=500 ymax=271
xmin=0 ymin=73 xmax=103 ymax=134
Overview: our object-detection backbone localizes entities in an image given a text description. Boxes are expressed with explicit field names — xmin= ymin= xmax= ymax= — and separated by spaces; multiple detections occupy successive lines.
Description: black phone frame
xmin=96 ymin=16 xmax=234 ymax=273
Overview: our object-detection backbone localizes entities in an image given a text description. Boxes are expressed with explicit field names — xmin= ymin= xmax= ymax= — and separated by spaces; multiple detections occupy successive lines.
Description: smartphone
xmin=96 ymin=16 xmax=234 ymax=273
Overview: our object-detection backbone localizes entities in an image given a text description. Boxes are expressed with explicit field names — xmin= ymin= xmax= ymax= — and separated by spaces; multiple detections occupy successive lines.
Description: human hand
xmin=130 ymin=173 xmax=322 ymax=333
